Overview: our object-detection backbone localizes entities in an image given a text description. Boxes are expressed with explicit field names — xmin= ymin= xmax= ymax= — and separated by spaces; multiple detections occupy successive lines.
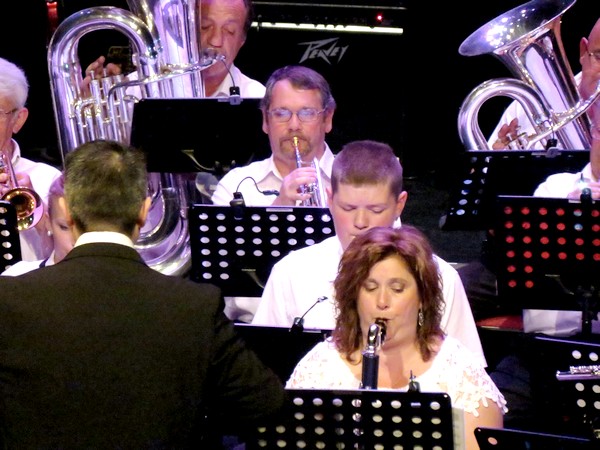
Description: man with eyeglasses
xmin=210 ymin=65 xmax=336 ymax=323
xmin=489 ymin=16 xmax=600 ymax=150
xmin=211 ymin=65 xmax=336 ymax=206
xmin=0 ymin=57 xmax=61 ymax=262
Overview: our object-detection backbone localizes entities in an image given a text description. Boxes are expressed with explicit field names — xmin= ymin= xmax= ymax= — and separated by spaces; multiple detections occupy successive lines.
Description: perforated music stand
xmin=245 ymin=389 xmax=455 ymax=449
xmin=188 ymin=205 xmax=335 ymax=297
xmin=475 ymin=427 xmax=593 ymax=450
xmin=441 ymin=150 xmax=589 ymax=231
xmin=533 ymin=335 xmax=600 ymax=439
xmin=493 ymin=195 xmax=600 ymax=336
xmin=0 ymin=200 xmax=21 ymax=272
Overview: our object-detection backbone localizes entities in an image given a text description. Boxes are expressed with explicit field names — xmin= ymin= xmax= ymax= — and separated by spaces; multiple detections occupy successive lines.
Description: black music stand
xmin=233 ymin=324 xmax=329 ymax=383
xmin=0 ymin=200 xmax=21 ymax=272
xmin=475 ymin=427 xmax=593 ymax=450
xmin=129 ymin=97 xmax=270 ymax=176
xmin=493 ymin=195 xmax=600 ymax=336
xmin=188 ymin=205 xmax=335 ymax=297
xmin=441 ymin=149 xmax=589 ymax=231
xmin=244 ymin=389 xmax=455 ymax=449
xmin=532 ymin=335 xmax=600 ymax=439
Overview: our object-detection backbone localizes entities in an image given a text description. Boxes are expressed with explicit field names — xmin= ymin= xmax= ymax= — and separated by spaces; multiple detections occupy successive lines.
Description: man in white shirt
xmin=210 ymin=64 xmax=336 ymax=322
xmin=0 ymin=57 xmax=61 ymax=262
xmin=489 ymin=17 xmax=600 ymax=336
xmin=211 ymin=65 xmax=336 ymax=207
xmin=252 ymin=140 xmax=487 ymax=368
xmin=83 ymin=0 xmax=265 ymax=99
xmin=489 ymin=18 xmax=600 ymax=150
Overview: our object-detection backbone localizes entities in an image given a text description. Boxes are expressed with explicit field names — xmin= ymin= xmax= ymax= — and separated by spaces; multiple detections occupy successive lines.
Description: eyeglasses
xmin=588 ymin=51 xmax=600 ymax=63
xmin=267 ymin=108 xmax=325 ymax=123
xmin=0 ymin=108 xmax=17 ymax=117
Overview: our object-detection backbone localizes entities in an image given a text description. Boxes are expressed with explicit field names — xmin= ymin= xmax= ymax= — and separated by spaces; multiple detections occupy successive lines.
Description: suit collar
xmin=63 ymin=243 xmax=146 ymax=265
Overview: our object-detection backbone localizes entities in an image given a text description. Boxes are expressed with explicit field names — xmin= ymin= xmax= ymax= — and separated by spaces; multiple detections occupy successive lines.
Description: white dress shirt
xmin=211 ymin=144 xmax=335 ymax=206
xmin=10 ymin=139 xmax=61 ymax=261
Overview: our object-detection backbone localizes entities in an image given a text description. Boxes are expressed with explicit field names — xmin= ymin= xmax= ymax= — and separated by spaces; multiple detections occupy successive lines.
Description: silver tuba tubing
xmin=47 ymin=1 xmax=221 ymax=276
xmin=48 ymin=6 xmax=162 ymax=154
xmin=458 ymin=0 xmax=599 ymax=150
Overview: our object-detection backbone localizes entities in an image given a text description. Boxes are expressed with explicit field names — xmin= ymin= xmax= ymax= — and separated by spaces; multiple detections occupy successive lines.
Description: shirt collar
xmin=75 ymin=231 xmax=135 ymax=248
xmin=8 ymin=138 xmax=20 ymax=166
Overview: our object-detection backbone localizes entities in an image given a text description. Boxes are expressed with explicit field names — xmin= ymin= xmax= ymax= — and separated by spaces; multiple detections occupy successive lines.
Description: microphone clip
xmin=230 ymin=192 xmax=245 ymax=220
xmin=290 ymin=296 xmax=328 ymax=333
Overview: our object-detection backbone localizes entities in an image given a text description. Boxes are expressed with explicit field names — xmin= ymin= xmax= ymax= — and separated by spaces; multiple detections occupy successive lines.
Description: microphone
xmin=581 ymin=187 xmax=592 ymax=203
xmin=290 ymin=296 xmax=328 ymax=333
xmin=408 ymin=370 xmax=421 ymax=392
xmin=230 ymin=191 xmax=245 ymax=220
xmin=229 ymin=191 xmax=245 ymax=207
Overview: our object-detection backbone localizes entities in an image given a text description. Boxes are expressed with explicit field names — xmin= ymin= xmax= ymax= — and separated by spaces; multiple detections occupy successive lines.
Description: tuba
xmin=458 ymin=0 xmax=600 ymax=150
xmin=47 ymin=0 xmax=222 ymax=275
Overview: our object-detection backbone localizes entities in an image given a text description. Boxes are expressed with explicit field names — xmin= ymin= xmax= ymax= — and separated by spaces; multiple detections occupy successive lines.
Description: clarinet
xmin=360 ymin=320 xmax=386 ymax=389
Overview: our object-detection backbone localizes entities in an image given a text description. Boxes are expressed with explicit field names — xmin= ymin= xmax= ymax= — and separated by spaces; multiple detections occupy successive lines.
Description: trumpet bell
xmin=2 ymin=187 xmax=44 ymax=231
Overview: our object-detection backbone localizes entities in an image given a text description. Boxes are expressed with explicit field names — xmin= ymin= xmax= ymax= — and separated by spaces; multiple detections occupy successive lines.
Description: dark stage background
xmin=1 ymin=0 xmax=597 ymax=263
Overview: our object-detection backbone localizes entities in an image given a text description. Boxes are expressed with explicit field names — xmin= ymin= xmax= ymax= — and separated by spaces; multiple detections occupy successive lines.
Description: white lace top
xmin=286 ymin=336 xmax=507 ymax=417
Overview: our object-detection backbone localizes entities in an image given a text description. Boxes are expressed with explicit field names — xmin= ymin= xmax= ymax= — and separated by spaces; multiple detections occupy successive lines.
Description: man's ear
xmin=326 ymin=186 xmax=333 ymax=205
xmin=58 ymin=197 xmax=74 ymax=227
xmin=137 ymin=197 xmax=152 ymax=227
xmin=262 ymin=111 xmax=269 ymax=135
xmin=395 ymin=190 xmax=408 ymax=218
xmin=579 ymin=36 xmax=589 ymax=64
xmin=12 ymin=107 xmax=28 ymax=134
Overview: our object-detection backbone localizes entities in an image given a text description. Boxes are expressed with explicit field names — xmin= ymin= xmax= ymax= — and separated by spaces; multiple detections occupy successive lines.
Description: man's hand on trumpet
xmin=271 ymin=165 xmax=318 ymax=206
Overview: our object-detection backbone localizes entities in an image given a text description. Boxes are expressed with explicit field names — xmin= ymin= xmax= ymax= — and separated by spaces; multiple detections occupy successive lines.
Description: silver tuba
xmin=48 ymin=0 xmax=222 ymax=275
xmin=458 ymin=0 xmax=600 ymax=150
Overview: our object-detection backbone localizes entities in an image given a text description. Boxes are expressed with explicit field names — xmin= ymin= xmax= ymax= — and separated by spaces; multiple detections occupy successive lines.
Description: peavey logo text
xmin=298 ymin=37 xmax=349 ymax=65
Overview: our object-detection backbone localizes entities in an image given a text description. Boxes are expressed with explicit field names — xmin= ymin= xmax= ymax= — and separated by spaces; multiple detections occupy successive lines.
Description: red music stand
xmin=493 ymin=195 xmax=600 ymax=336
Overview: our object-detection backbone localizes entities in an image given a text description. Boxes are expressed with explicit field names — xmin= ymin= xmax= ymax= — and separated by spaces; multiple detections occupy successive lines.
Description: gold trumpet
xmin=0 ymin=151 xmax=44 ymax=231
xmin=292 ymin=136 xmax=326 ymax=207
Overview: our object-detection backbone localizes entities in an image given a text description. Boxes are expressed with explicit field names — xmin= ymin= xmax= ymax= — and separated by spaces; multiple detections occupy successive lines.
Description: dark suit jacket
xmin=0 ymin=243 xmax=286 ymax=448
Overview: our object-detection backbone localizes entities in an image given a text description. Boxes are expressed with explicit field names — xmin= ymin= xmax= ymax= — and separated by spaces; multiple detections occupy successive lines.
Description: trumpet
xmin=0 ymin=150 xmax=44 ymax=231
xmin=292 ymin=136 xmax=326 ymax=206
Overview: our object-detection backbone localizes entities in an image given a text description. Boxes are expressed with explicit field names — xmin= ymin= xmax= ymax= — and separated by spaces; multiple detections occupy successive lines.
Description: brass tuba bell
xmin=0 ymin=150 xmax=44 ymax=231
xmin=458 ymin=0 xmax=600 ymax=150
